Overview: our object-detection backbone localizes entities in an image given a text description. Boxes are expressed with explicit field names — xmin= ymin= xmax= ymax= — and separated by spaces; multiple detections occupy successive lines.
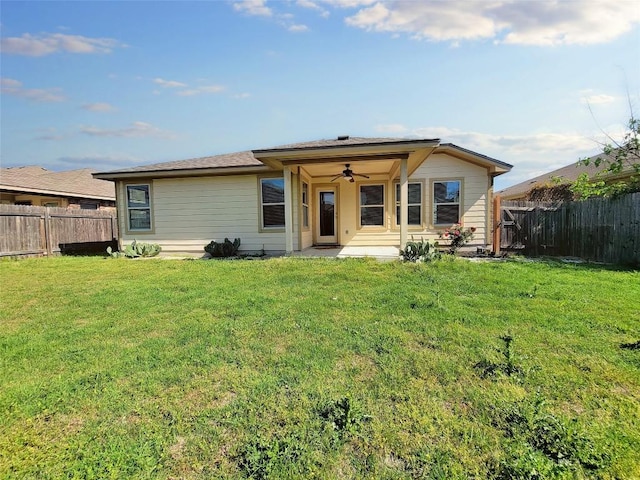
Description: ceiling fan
xmin=330 ymin=164 xmax=370 ymax=183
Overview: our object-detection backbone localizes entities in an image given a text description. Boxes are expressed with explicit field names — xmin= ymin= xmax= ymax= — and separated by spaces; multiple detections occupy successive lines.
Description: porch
xmin=292 ymin=245 xmax=400 ymax=261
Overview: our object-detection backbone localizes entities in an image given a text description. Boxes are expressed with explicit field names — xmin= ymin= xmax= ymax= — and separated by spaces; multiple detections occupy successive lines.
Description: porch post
xmin=283 ymin=166 xmax=294 ymax=254
xmin=400 ymin=157 xmax=408 ymax=248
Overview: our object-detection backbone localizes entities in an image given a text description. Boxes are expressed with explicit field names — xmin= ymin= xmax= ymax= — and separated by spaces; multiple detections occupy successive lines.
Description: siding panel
xmin=121 ymin=175 xmax=286 ymax=254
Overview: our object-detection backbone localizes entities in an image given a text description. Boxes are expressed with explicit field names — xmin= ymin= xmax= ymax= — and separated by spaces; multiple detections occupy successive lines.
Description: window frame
xmin=394 ymin=180 xmax=424 ymax=228
xmin=358 ymin=182 xmax=386 ymax=229
xmin=258 ymin=176 xmax=286 ymax=232
xmin=301 ymin=181 xmax=310 ymax=230
xmin=125 ymin=183 xmax=153 ymax=233
xmin=431 ymin=178 xmax=462 ymax=227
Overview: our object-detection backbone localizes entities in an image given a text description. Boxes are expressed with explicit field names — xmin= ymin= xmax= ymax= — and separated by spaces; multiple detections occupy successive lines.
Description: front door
xmin=316 ymin=187 xmax=338 ymax=244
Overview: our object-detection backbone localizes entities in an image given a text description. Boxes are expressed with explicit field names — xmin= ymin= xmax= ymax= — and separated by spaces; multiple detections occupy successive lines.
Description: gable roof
xmin=94 ymin=137 xmax=512 ymax=180
xmin=498 ymin=150 xmax=625 ymax=199
xmin=254 ymin=136 xmax=434 ymax=152
xmin=0 ymin=166 xmax=115 ymax=201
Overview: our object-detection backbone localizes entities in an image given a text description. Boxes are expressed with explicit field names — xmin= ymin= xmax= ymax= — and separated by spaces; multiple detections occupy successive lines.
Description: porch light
xmin=343 ymin=174 xmax=354 ymax=182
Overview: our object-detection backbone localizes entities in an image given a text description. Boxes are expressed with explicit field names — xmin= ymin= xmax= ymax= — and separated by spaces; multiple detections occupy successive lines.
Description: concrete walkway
xmin=293 ymin=245 xmax=400 ymax=261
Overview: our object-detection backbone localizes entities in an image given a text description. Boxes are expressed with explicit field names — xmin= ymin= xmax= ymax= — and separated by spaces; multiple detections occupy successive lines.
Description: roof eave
xmin=436 ymin=143 xmax=512 ymax=175
xmin=93 ymin=164 xmax=272 ymax=181
xmin=252 ymin=139 xmax=440 ymax=160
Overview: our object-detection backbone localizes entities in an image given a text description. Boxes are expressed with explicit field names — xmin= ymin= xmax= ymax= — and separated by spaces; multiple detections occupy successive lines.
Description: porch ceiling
xmin=299 ymin=158 xmax=398 ymax=179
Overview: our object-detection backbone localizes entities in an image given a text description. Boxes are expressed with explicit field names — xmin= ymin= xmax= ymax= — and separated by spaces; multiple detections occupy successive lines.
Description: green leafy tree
xmin=571 ymin=112 xmax=640 ymax=199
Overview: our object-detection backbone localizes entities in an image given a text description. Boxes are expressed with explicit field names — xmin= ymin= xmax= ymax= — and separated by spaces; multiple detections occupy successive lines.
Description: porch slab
xmin=294 ymin=245 xmax=400 ymax=261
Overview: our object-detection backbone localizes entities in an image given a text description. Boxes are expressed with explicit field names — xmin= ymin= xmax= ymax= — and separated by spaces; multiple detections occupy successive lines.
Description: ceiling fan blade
xmin=354 ymin=173 xmax=370 ymax=179
xmin=330 ymin=174 xmax=343 ymax=182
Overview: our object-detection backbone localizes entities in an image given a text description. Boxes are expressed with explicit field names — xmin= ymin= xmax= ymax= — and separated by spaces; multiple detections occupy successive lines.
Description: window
xmin=126 ymin=184 xmax=152 ymax=231
xmin=261 ymin=178 xmax=285 ymax=228
xmin=302 ymin=182 xmax=309 ymax=229
xmin=395 ymin=182 xmax=422 ymax=226
xmin=79 ymin=200 xmax=99 ymax=210
xmin=433 ymin=180 xmax=460 ymax=225
xmin=360 ymin=184 xmax=385 ymax=226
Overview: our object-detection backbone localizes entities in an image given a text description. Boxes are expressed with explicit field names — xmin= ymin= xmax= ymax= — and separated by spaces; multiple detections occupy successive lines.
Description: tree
xmin=571 ymin=111 xmax=640 ymax=199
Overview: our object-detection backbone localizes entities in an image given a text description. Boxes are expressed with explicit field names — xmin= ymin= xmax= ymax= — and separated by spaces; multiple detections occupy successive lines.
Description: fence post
xmin=43 ymin=208 xmax=53 ymax=256
xmin=493 ymin=194 xmax=501 ymax=255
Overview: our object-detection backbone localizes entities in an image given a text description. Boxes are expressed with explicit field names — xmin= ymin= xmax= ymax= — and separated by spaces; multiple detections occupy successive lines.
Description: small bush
xmin=474 ymin=334 xmax=524 ymax=380
xmin=204 ymin=237 xmax=241 ymax=257
xmin=439 ymin=224 xmax=475 ymax=254
xmin=107 ymin=240 xmax=161 ymax=258
xmin=400 ymin=237 xmax=442 ymax=263
xmin=317 ymin=396 xmax=370 ymax=438
xmin=490 ymin=393 xmax=610 ymax=477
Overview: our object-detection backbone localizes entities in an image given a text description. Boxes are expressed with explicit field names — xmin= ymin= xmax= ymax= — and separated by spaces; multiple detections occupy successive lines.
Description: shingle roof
xmin=94 ymin=137 xmax=438 ymax=177
xmin=0 ymin=166 xmax=115 ymax=200
xmin=93 ymin=136 xmax=510 ymax=178
xmin=498 ymin=151 xmax=621 ymax=199
xmin=255 ymin=136 xmax=430 ymax=152
xmin=94 ymin=151 xmax=263 ymax=176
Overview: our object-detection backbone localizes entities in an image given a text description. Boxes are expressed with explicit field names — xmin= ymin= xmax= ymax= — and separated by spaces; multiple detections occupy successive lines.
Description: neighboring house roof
xmin=498 ymin=150 xmax=630 ymax=200
xmin=94 ymin=137 xmax=512 ymax=180
xmin=0 ymin=166 xmax=116 ymax=201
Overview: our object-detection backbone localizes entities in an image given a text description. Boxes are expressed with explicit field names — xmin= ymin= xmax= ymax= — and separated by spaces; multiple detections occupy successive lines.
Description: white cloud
xmin=81 ymin=102 xmax=116 ymax=112
xmin=341 ymin=1 xmax=640 ymax=45
xmin=580 ymin=93 xmax=616 ymax=105
xmin=0 ymin=78 xmax=21 ymax=88
xmin=80 ymin=121 xmax=177 ymax=139
xmin=153 ymin=78 xmax=188 ymax=88
xmin=1 ymin=77 xmax=66 ymax=102
xmin=297 ymin=0 xmax=330 ymax=17
xmin=288 ymin=24 xmax=310 ymax=32
xmin=0 ymin=32 xmax=124 ymax=56
xmin=233 ymin=92 xmax=252 ymax=99
xmin=320 ymin=0 xmax=376 ymax=7
xmin=233 ymin=0 xmax=273 ymax=17
xmin=385 ymin=125 xmax=610 ymax=190
xmin=35 ymin=127 xmax=71 ymax=141
xmin=177 ymin=85 xmax=225 ymax=96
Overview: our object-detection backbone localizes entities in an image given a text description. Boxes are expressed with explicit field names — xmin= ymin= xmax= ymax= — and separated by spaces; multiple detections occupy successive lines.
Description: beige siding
xmin=120 ymin=175 xmax=287 ymax=254
xmin=299 ymin=173 xmax=314 ymax=250
xmin=115 ymin=151 xmax=493 ymax=253
xmin=339 ymin=153 xmax=489 ymax=246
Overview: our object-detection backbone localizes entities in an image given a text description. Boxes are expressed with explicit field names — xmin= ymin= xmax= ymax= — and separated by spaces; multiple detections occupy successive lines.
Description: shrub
xmin=400 ymin=237 xmax=442 ymax=263
xmin=474 ymin=334 xmax=524 ymax=380
xmin=107 ymin=240 xmax=161 ymax=258
xmin=204 ymin=237 xmax=241 ymax=257
xmin=439 ymin=224 xmax=475 ymax=254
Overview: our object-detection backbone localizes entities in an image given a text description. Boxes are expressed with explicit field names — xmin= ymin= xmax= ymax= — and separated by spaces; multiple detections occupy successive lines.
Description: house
xmin=498 ymin=150 xmax=636 ymax=201
xmin=93 ymin=137 xmax=512 ymax=255
xmin=0 ymin=166 xmax=116 ymax=209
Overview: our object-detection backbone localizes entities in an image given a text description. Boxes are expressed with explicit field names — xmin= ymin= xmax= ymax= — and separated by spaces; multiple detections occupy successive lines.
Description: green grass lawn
xmin=1 ymin=256 xmax=639 ymax=479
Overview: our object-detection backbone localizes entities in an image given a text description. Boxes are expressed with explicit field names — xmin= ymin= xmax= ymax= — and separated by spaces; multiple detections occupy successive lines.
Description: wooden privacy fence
xmin=498 ymin=192 xmax=640 ymax=265
xmin=0 ymin=205 xmax=118 ymax=257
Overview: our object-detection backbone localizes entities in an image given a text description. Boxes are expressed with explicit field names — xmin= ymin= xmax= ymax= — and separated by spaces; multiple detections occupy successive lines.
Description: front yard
xmin=1 ymin=256 xmax=638 ymax=479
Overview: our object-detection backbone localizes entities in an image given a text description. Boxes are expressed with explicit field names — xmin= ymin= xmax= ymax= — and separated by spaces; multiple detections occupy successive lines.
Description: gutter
xmin=93 ymin=164 xmax=272 ymax=181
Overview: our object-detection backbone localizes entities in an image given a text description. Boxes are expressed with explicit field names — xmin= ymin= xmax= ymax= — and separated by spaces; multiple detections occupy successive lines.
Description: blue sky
xmin=1 ymin=0 xmax=639 ymax=190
